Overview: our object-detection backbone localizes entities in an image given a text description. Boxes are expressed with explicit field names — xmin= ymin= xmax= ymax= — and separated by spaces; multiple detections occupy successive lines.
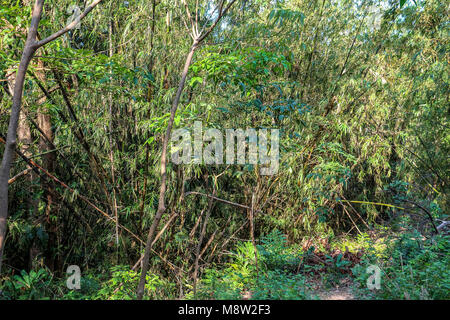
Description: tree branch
xmin=35 ymin=0 xmax=104 ymax=48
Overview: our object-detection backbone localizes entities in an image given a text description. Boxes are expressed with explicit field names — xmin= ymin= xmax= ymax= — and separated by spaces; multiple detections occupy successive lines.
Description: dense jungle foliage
xmin=0 ymin=0 xmax=448 ymax=300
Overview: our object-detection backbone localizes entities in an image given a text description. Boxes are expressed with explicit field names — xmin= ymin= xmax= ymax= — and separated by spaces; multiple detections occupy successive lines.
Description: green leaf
xmin=189 ymin=76 xmax=203 ymax=87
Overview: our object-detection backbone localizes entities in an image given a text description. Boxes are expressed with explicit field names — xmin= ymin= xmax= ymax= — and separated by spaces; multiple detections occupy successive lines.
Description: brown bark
xmin=136 ymin=0 xmax=237 ymax=300
xmin=8 ymin=168 xmax=33 ymax=185
xmin=35 ymin=57 xmax=57 ymax=270
xmin=0 ymin=0 xmax=44 ymax=274
xmin=36 ymin=62 xmax=54 ymax=173
xmin=0 ymin=0 xmax=104 ymax=274
xmin=136 ymin=41 xmax=199 ymax=300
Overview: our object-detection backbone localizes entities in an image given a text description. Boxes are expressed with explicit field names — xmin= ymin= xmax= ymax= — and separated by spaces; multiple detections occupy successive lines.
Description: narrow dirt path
xmin=317 ymin=287 xmax=355 ymax=300
xmin=308 ymin=276 xmax=356 ymax=300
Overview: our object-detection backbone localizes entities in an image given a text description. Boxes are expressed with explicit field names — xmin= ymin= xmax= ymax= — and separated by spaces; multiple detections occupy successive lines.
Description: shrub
xmin=195 ymin=230 xmax=311 ymax=300
xmin=1 ymin=269 xmax=52 ymax=300
xmin=352 ymin=233 xmax=450 ymax=300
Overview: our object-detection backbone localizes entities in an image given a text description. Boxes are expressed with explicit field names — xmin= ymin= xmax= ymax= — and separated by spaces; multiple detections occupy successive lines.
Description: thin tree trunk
xmin=249 ymin=192 xmax=259 ymax=280
xmin=35 ymin=58 xmax=57 ymax=270
xmin=0 ymin=0 xmax=44 ymax=274
xmin=0 ymin=0 xmax=104 ymax=274
xmin=108 ymin=19 xmax=119 ymax=248
xmin=135 ymin=0 xmax=237 ymax=299
xmin=136 ymin=40 xmax=199 ymax=300
xmin=193 ymin=188 xmax=215 ymax=296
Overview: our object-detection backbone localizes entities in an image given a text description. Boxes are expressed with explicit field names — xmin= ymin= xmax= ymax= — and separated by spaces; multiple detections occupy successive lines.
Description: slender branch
xmin=184 ymin=191 xmax=250 ymax=210
xmin=8 ymin=168 xmax=33 ymax=185
xmin=402 ymin=199 xmax=439 ymax=234
xmin=197 ymin=0 xmax=235 ymax=42
xmin=181 ymin=0 xmax=197 ymax=37
xmin=35 ymin=0 xmax=104 ymax=48
xmin=136 ymin=41 xmax=199 ymax=300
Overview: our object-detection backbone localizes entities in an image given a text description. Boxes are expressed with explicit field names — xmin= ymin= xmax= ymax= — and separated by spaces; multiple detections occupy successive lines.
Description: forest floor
xmin=298 ymin=240 xmax=366 ymax=300
xmin=313 ymin=278 xmax=355 ymax=300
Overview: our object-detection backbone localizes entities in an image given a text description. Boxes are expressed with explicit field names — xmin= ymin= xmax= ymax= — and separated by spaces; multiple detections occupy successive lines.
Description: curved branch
xmin=35 ymin=0 xmax=104 ymax=48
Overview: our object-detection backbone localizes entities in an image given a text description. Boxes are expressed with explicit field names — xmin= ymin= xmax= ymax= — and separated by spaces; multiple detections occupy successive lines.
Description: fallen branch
xmin=8 ymin=168 xmax=32 ymax=184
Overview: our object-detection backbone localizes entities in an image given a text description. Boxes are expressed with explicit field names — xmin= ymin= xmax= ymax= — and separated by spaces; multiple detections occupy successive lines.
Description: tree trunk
xmin=135 ymin=0 xmax=237 ymax=298
xmin=0 ymin=0 xmax=44 ymax=273
xmin=36 ymin=58 xmax=57 ymax=271
xmin=0 ymin=0 xmax=104 ymax=274
xmin=136 ymin=41 xmax=199 ymax=299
